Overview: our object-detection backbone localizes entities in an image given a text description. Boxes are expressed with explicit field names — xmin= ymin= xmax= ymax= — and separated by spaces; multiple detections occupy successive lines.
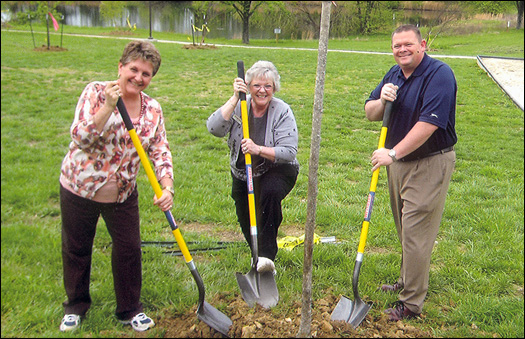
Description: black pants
xmin=60 ymin=185 xmax=143 ymax=321
xmin=231 ymin=164 xmax=298 ymax=261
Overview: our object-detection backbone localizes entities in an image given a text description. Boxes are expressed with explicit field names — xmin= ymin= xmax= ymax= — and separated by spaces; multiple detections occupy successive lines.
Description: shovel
xmin=331 ymin=101 xmax=393 ymax=327
xmin=116 ymin=98 xmax=232 ymax=337
xmin=234 ymin=60 xmax=279 ymax=309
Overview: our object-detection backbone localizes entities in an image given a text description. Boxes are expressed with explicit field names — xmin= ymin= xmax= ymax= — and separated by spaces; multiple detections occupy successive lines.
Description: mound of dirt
xmin=158 ymin=292 xmax=431 ymax=338
xmin=183 ymin=44 xmax=218 ymax=50
xmin=136 ymin=224 xmax=431 ymax=338
xmin=33 ymin=45 xmax=68 ymax=52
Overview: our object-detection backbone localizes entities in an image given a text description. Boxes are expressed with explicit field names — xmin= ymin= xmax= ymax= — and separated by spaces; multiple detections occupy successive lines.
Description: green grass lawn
xmin=1 ymin=23 xmax=523 ymax=338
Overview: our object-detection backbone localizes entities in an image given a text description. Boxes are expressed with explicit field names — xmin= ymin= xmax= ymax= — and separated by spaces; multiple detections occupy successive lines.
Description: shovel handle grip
xmin=237 ymin=60 xmax=251 ymax=144
xmin=237 ymin=60 xmax=247 ymax=102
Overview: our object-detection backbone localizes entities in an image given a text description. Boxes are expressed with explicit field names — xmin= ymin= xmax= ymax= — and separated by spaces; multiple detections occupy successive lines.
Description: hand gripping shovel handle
xmin=117 ymin=99 xmax=233 ymax=337
xmin=237 ymin=61 xmax=259 ymax=265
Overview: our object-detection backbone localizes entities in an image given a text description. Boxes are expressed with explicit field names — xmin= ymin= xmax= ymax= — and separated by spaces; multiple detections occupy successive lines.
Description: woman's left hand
xmin=241 ymin=138 xmax=257 ymax=155
xmin=154 ymin=190 xmax=173 ymax=212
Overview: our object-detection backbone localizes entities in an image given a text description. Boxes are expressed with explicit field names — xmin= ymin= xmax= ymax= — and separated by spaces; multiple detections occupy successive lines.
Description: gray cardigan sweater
xmin=207 ymin=96 xmax=299 ymax=180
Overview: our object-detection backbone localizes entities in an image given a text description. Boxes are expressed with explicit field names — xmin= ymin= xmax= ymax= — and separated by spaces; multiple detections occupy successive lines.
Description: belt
xmin=399 ymin=146 xmax=454 ymax=162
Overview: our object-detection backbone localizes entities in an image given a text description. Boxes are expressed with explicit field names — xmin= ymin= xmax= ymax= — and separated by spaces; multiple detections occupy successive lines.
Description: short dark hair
xmin=120 ymin=40 xmax=161 ymax=76
xmin=392 ymin=24 xmax=422 ymax=42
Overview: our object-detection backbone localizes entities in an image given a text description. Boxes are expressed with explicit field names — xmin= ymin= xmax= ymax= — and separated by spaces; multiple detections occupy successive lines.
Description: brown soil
xmin=157 ymin=293 xmax=431 ymax=338
xmin=137 ymin=224 xmax=432 ymax=338
xmin=183 ymin=44 xmax=218 ymax=50
xmin=33 ymin=45 xmax=68 ymax=52
xmin=102 ymin=30 xmax=138 ymax=36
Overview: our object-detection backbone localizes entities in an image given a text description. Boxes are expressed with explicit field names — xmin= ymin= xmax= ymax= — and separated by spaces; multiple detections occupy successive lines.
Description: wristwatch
xmin=162 ymin=185 xmax=175 ymax=196
xmin=388 ymin=148 xmax=397 ymax=162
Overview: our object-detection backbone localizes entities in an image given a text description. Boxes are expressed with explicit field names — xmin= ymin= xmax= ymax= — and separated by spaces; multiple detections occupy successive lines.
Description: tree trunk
xmin=240 ymin=0 xmax=251 ymax=44
xmin=296 ymin=1 xmax=331 ymax=338
xmin=46 ymin=1 xmax=51 ymax=49
xmin=517 ymin=1 xmax=524 ymax=29
xmin=242 ymin=16 xmax=250 ymax=44
xmin=46 ymin=14 xmax=50 ymax=49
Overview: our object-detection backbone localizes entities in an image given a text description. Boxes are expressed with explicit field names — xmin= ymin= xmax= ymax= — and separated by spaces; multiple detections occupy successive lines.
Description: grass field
xmin=1 ymin=22 xmax=523 ymax=338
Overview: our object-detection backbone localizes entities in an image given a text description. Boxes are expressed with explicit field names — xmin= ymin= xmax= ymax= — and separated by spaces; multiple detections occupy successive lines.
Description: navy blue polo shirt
xmin=366 ymin=53 xmax=457 ymax=161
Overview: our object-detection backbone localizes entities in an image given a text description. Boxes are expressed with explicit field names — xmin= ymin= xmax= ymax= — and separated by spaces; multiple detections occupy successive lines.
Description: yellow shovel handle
xmin=117 ymin=98 xmax=193 ymax=264
xmin=357 ymin=101 xmax=393 ymax=254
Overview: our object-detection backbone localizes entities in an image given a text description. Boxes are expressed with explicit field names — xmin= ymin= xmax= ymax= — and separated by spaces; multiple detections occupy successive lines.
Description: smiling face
xmin=249 ymin=75 xmax=274 ymax=111
xmin=118 ymin=59 xmax=154 ymax=96
xmin=391 ymin=30 xmax=426 ymax=77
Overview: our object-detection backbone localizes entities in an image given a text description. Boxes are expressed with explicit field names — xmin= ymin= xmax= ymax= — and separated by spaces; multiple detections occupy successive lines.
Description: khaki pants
xmin=386 ymin=151 xmax=455 ymax=314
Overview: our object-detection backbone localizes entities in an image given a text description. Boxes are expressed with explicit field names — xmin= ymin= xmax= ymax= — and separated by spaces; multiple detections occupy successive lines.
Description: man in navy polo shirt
xmin=365 ymin=24 xmax=457 ymax=321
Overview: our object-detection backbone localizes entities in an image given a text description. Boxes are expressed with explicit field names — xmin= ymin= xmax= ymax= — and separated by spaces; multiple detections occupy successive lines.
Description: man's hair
xmin=120 ymin=40 xmax=161 ymax=76
xmin=392 ymin=24 xmax=422 ymax=42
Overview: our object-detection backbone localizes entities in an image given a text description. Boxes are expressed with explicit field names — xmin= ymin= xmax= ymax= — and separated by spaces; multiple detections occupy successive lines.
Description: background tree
xmin=466 ymin=1 xmax=521 ymax=28
xmin=517 ymin=1 xmax=524 ymax=29
xmin=221 ymin=1 xmax=265 ymax=44
xmin=354 ymin=1 xmax=397 ymax=34
xmin=325 ymin=1 xmax=397 ymax=37
xmin=100 ymin=1 xmax=125 ymax=29
xmin=287 ymin=1 xmax=322 ymax=39
xmin=415 ymin=1 xmax=471 ymax=51
xmin=247 ymin=1 xmax=292 ymax=38
xmin=190 ymin=1 xmax=222 ymax=44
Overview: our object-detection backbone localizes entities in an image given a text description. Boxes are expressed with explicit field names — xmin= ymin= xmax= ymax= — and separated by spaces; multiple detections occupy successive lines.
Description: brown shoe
xmin=380 ymin=282 xmax=402 ymax=292
xmin=384 ymin=301 xmax=419 ymax=321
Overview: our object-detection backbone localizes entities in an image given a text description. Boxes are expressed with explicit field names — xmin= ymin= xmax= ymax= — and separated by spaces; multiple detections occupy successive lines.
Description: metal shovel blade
xmin=236 ymin=268 xmax=279 ymax=308
xmin=197 ymin=301 xmax=233 ymax=337
xmin=331 ymin=295 xmax=372 ymax=328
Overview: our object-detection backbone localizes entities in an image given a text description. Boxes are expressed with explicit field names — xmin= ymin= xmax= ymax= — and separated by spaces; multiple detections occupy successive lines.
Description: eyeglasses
xmin=251 ymin=84 xmax=274 ymax=91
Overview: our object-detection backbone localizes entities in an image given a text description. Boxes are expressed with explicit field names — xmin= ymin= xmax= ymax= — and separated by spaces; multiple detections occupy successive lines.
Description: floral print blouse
xmin=60 ymin=81 xmax=173 ymax=203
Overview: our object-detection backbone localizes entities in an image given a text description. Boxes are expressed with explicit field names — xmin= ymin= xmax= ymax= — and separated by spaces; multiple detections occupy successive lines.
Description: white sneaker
xmin=257 ymin=257 xmax=276 ymax=274
xmin=120 ymin=312 xmax=155 ymax=332
xmin=59 ymin=314 xmax=80 ymax=332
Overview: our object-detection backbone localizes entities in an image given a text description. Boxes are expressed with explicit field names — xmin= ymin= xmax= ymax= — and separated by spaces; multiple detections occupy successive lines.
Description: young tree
xmin=14 ymin=1 xmax=63 ymax=49
xmin=190 ymin=1 xmax=219 ymax=45
xmin=297 ymin=1 xmax=332 ymax=337
xmin=422 ymin=2 xmax=469 ymax=51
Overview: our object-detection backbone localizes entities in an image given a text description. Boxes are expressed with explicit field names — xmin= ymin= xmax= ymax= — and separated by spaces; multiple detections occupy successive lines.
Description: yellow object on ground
xmin=277 ymin=234 xmax=322 ymax=251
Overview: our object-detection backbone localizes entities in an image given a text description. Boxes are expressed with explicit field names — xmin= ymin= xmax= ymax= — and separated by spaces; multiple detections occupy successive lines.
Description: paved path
xmin=477 ymin=56 xmax=524 ymax=110
xmin=4 ymin=29 xmax=476 ymax=59
xmin=6 ymin=30 xmax=522 ymax=110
